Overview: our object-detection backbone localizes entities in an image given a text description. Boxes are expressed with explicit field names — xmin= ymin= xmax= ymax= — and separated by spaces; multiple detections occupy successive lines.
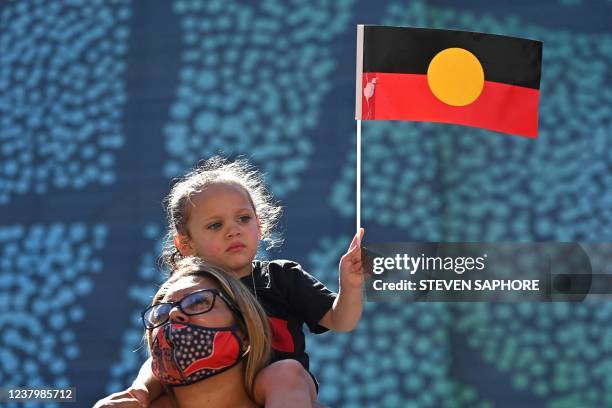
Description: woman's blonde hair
xmin=145 ymin=257 xmax=271 ymax=399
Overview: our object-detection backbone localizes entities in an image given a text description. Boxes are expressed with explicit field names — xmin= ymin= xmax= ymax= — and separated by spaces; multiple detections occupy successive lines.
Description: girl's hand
xmin=339 ymin=228 xmax=365 ymax=289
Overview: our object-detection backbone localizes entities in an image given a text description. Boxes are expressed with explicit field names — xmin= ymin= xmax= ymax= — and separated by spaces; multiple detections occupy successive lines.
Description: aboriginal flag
xmin=355 ymin=26 xmax=543 ymax=137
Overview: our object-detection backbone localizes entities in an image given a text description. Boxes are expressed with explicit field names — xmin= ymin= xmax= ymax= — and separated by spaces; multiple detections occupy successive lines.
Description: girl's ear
xmin=174 ymin=234 xmax=195 ymax=256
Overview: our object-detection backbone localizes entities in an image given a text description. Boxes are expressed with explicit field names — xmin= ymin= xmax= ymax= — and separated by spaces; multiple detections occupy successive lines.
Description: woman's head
xmin=162 ymin=156 xmax=282 ymax=275
xmin=145 ymin=257 xmax=271 ymax=398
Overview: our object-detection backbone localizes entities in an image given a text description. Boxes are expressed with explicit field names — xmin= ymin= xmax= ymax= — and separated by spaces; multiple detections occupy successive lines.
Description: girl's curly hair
xmin=161 ymin=156 xmax=282 ymax=270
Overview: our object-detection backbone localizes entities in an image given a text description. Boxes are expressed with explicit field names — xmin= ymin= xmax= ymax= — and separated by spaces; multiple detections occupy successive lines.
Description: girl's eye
xmin=207 ymin=222 xmax=222 ymax=230
xmin=238 ymin=215 xmax=251 ymax=223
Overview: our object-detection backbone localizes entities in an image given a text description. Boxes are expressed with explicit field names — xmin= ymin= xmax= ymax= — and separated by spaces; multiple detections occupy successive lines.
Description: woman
xmin=142 ymin=256 xmax=271 ymax=408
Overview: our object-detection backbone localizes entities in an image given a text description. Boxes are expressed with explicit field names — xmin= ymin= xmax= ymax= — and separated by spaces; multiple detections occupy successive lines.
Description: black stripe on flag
xmin=362 ymin=25 xmax=542 ymax=89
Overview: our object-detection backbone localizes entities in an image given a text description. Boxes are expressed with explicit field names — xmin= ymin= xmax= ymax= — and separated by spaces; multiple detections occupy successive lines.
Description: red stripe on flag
xmin=361 ymin=73 xmax=539 ymax=138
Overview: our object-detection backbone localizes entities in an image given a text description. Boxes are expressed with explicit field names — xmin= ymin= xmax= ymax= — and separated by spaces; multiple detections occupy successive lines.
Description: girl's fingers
xmin=348 ymin=228 xmax=365 ymax=250
xmin=350 ymin=237 xmax=363 ymax=254
xmin=348 ymin=234 xmax=360 ymax=250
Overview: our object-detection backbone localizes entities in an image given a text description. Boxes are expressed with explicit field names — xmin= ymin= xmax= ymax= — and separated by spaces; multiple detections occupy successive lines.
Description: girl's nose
xmin=226 ymin=224 xmax=241 ymax=238
xmin=168 ymin=305 xmax=188 ymax=322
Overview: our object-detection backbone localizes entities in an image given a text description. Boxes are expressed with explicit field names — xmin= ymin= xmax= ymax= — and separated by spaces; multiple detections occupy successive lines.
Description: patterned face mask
xmin=151 ymin=322 xmax=246 ymax=386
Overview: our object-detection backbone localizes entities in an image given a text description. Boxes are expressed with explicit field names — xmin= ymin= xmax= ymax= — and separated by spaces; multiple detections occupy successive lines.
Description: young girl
xmin=98 ymin=156 xmax=364 ymax=408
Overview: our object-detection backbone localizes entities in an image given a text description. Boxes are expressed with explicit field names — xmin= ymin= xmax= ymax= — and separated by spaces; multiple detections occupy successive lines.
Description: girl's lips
xmin=226 ymin=244 xmax=246 ymax=252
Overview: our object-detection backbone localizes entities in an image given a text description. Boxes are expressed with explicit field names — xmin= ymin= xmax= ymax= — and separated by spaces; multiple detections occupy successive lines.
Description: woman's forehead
xmin=163 ymin=275 xmax=217 ymax=302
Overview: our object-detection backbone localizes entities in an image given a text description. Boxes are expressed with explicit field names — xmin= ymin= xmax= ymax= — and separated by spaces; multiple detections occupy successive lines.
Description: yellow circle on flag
xmin=427 ymin=47 xmax=484 ymax=106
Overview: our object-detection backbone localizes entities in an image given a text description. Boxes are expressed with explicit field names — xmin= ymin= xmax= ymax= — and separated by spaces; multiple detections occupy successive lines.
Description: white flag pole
xmin=355 ymin=25 xmax=364 ymax=234
xmin=356 ymin=119 xmax=361 ymax=233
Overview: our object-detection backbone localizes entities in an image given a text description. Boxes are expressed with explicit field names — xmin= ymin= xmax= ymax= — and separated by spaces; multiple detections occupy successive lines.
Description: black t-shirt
xmin=240 ymin=259 xmax=337 ymax=371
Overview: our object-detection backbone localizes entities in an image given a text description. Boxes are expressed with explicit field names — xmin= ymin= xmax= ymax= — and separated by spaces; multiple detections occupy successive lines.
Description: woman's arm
xmin=129 ymin=357 xmax=164 ymax=405
xmin=94 ymin=358 xmax=166 ymax=408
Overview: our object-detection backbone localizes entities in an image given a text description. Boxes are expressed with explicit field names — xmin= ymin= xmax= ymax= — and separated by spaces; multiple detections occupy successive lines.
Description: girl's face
xmin=177 ymin=183 xmax=261 ymax=278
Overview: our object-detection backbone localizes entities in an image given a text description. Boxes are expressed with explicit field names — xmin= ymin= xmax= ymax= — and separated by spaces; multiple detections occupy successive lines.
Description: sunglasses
xmin=142 ymin=288 xmax=241 ymax=329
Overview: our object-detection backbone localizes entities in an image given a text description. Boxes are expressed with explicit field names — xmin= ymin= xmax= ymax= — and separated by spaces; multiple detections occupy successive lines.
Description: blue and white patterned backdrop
xmin=1 ymin=0 xmax=612 ymax=407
